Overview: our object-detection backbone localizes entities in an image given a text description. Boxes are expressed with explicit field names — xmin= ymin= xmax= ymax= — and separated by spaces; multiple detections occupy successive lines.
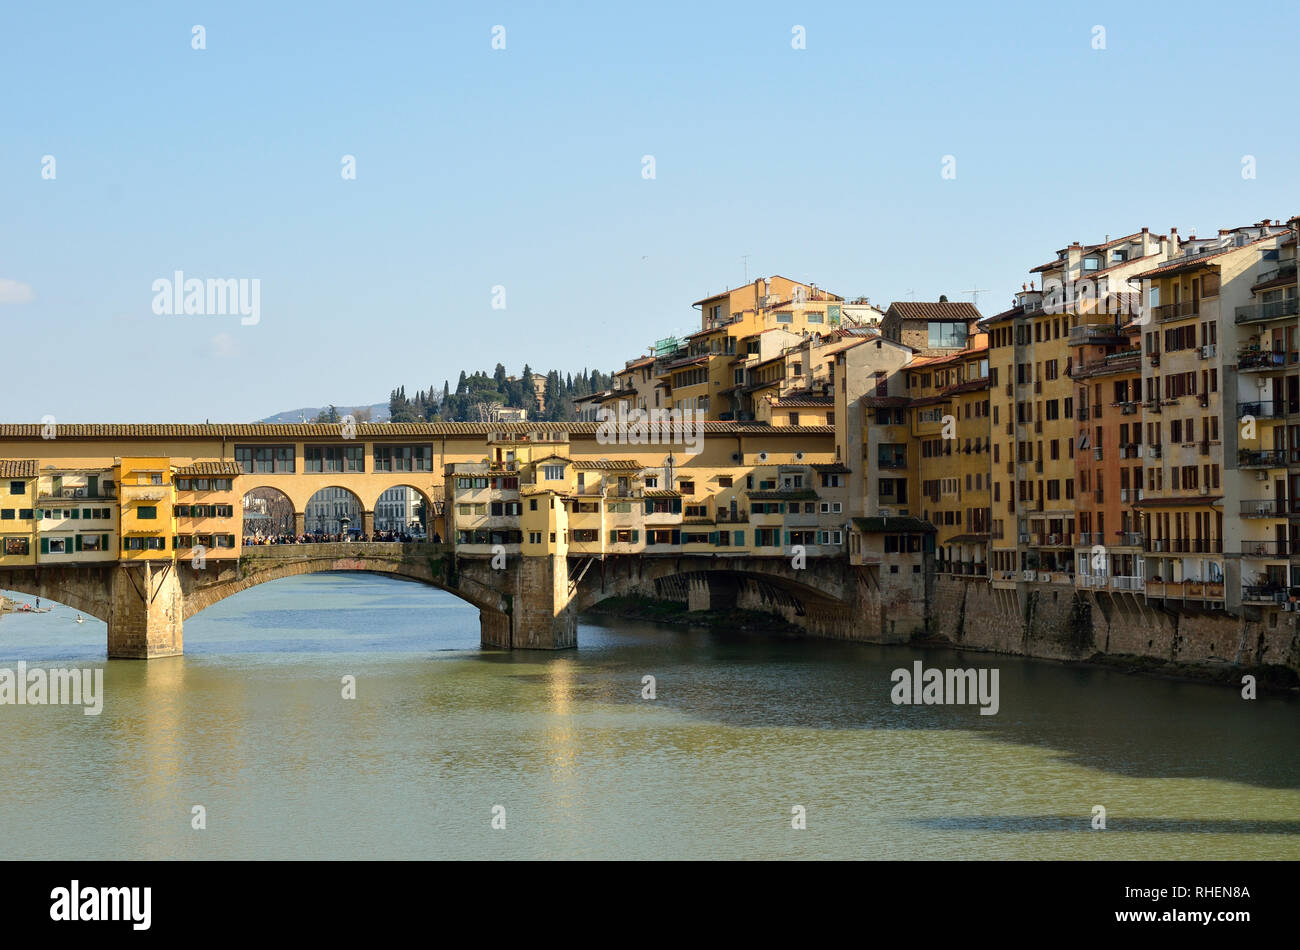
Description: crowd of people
xmin=242 ymin=530 xmax=441 ymax=546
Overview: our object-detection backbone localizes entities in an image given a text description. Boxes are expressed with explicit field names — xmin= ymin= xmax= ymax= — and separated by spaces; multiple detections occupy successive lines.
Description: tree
xmin=313 ymin=405 xmax=341 ymax=423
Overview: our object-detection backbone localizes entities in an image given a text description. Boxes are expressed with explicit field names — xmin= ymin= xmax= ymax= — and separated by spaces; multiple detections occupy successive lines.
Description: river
xmin=2 ymin=574 xmax=1298 ymax=859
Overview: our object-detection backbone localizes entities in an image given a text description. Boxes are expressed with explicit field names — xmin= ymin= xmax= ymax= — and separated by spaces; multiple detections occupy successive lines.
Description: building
xmin=0 ymin=460 xmax=38 ymax=567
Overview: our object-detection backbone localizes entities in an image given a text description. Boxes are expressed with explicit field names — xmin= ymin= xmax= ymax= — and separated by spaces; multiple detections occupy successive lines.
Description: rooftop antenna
xmin=905 ymin=288 xmax=916 ymax=300
xmin=963 ymin=286 xmax=989 ymax=308
xmin=741 ymin=254 xmax=751 ymax=283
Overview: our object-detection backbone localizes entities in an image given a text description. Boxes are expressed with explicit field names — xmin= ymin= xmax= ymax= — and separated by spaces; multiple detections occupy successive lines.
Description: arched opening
xmin=373 ymin=485 xmax=435 ymax=542
xmin=304 ymin=486 xmax=363 ymax=540
xmin=242 ymin=486 xmax=296 ymax=541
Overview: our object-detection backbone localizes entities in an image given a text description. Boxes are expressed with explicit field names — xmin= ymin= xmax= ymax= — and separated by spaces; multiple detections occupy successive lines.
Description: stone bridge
xmin=1 ymin=544 xmax=881 ymax=658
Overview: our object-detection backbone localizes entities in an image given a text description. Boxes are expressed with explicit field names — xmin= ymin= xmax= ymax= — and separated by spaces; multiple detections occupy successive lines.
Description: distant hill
xmin=258 ymin=403 xmax=389 ymax=424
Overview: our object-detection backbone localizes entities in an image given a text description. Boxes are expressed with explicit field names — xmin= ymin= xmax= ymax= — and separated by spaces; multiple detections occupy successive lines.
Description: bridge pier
xmin=294 ymin=512 xmax=305 ymax=535
xmin=362 ymin=510 xmax=374 ymax=537
xmin=107 ymin=562 xmax=183 ymax=659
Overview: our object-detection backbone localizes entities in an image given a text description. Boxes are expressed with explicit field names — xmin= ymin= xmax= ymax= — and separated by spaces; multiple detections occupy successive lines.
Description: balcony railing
xmin=1240 ymin=540 xmax=1289 ymax=557
xmin=1110 ymin=575 xmax=1142 ymax=591
xmin=1117 ymin=531 xmax=1144 ymax=546
xmin=1235 ymin=297 xmax=1300 ymax=324
xmin=1067 ymin=324 xmax=1125 ymax=345
xmin=1237 ymin=349 xmax=1288 ymax=372
xmin=1242 ymin=584 xmax=1287 ymax=603
xmin=1239 ymin=449 xmax=1287 ymax=468
xmin=1240 ymin=500 xmax=1283 ymax=517
xmin=1154 ymin=300 xmax=1199 ymax=322
xmin=1238 ymin=400 xmax=1285 ymax=419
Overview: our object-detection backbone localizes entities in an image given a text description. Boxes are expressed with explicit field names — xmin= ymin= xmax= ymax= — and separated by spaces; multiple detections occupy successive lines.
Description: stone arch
xmin=366 ymin=483 xmax=439 ymax=538
xmin=241 ymin=485 xmax=296 ymax=539
xmin=571 ymin=554 xmax=857 ymax=637
xmin=0 ymin=565 xmax=115 ymax=623
xmin=302 ymin=486 xmax=364 ymax=537
xmin=179 ymin=546 xmax=502 ymax=620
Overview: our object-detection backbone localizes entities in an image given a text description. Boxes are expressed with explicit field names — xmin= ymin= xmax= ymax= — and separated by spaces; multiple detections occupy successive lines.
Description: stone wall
xmin=928 ymin=574 xmax=1300 ymax=676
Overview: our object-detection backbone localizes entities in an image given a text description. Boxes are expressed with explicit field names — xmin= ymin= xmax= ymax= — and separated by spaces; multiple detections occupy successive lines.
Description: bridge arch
xmin=0 ymin=566 xmax=114 ymax=624
xmin=179 ymin=543 xmax=505 ymax=621
xmin=303 ymin=486 xmax=364 ymax=537
xmin=241 ymin=485 xmax=296 ymax=539
xmin=571 ymin=554 xmax=860 ymax=638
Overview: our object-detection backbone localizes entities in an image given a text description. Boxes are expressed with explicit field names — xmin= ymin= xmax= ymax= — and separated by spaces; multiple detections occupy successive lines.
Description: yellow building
xmin=904 ymin=340 xmax=992 ymax=575
xmin=118 ymin=457 xmax=175 ymax=561
xmin=36 ymin=467 xmax=118 ymax=564
xmin=0 ymin=459 xmax=38 ymax=567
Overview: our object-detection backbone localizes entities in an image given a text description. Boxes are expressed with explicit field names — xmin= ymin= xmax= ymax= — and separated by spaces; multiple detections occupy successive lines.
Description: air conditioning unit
xmin=1022 ymin=570 xmax=1036 ymax=581
xmin=1202 ymin=345 xmax=1217 ymax=358
xmin=75 ymin=488 xmax=85 ymax=497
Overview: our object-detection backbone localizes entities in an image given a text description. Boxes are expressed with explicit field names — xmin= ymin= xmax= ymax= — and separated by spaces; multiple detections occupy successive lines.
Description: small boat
xmin=17 ymin=604 xmax=52 ymax=613
xmin=74 ymin=615 xmax=85 ymax=624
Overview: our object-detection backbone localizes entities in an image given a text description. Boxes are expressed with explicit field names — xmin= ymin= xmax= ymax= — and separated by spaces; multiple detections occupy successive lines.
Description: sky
xmin=3 ymin=0 xmax=1298 ymax=422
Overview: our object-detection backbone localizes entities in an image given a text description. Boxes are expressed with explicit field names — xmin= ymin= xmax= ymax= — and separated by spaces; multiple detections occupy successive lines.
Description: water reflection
xmin=2 ymin=577 xmax=1298 ymax=860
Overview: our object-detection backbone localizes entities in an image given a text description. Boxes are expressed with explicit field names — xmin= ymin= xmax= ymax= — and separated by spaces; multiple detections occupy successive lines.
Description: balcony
xmin=877 ymin=458 xmax=907 ymax=470
xmin=1242 ymin=584 xmax=1287 ymax=604
xmin=1238 ymin=399 xmax=1284 ymax=419
xmin=1235 ymin=297 xmax=1300 ymax=324
xmin=1240 ymin=540 xmax=1289 ymax=557
xmin=1068 ymin=323 xmax=1125 ymax=345
xmin=1110 ymin=575 xmax=1142 ymax=591
xmin=1117 ymin=531 xmax=1144 ymax=547
xmin=1240 ymin=500 xmax=1283 ymax=517
xmin=1239 ymin=449 xmax=1287 ymax=469
xmin=1237 ymin=349 xmax=1288 ymax=373
xmin=1153 ymin=300 xmax=1199 ymax=323
xmin=715 ymin=510 xmax=749 ymax=524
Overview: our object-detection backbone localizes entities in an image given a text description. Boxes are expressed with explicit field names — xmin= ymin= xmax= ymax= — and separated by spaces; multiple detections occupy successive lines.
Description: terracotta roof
xmin=812 ymin=463 xmax=851 ymax=473
xmin=1132 ymin=495 xmax=1223 ymax=509
xmin=644 ymin=489 xmax=682 ymax=499
xmin=746 ymin=489 xmax=819 ymax=501
xmin=1134 ymin=234 xmax=1285 ymax=279
xmin=1029 ymin=232 xmax=1150 ymax=273
xmin=0 ymin=421 xmax=833 ymax=440
xmin=861 ymin=396 xmax=910 ymax=408
xmin=772 ymin=395 xmax=834 ymax=408
xmin=0 ymin=459 xmax=37 ymax=477
xmin=173 ymin=461 xmax=243 ymax=476
xmin=531 ymin=453 xmax=571 ymax=466
xmin=885 ymin=301 xmax=982 ymax=323
xmin=852 ymin=516 xmax=935 ymax=533
xmin=941 ymin=377 xmax=991 ymax=397
xmin=571 ymin=459 xmax=642 ymax=471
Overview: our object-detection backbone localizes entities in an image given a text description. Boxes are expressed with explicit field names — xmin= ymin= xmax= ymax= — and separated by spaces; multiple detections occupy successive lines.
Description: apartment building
xmin=1130 ymin=221 xmax=1296 ymax=615
xmin=0 ymin=459 xmax=38 ymax=567
xmin=35 ymin=468 xmax=119 ymax=564
xmin=905 ymin=339 xmax=992 ymax=577
xmin=118 ymin=458 xmax=174 ymax=561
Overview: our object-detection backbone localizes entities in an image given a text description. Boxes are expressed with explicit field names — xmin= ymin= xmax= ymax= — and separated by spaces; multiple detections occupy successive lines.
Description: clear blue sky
xmin=3 ymin=0 xmax=1297 ymax=422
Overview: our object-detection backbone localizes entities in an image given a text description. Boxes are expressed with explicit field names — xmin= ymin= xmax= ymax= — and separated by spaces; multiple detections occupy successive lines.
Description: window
xmin=718 ymin=476 xmax=733 ymax=488
xmin=8 ymin=481 xmax=23 ymax=495
xmin=137 ymin=506 xmax=157 ymax=519
xmin=543 ymin=465 xmax=565 ymax=480
xmin=928 ymin=321 xmax=968 ymax=349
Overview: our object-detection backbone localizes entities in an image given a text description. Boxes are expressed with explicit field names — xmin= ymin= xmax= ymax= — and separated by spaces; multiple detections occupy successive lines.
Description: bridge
xmin=0 ymin=541 xmax=868 ymax=656
xmin=0 ymin=421 xmax=930 ymax=657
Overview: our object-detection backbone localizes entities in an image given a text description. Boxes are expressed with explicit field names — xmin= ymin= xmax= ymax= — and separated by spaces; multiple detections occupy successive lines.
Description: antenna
xmin=905 ymin=288 xmax=916 ymax=300
xmin=741 ymin=254 xmax=751 ymax=283
xmin=963 ymin=287 xmax=989 ymax=308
